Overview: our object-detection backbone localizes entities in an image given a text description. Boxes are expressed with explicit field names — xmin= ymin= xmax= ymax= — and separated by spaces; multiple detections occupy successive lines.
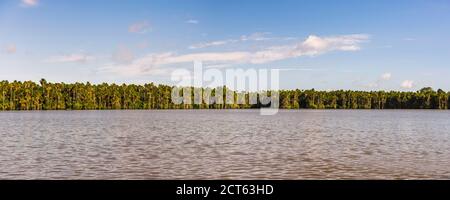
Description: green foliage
xmin=0 ymin=79 xmax=448 ymax=110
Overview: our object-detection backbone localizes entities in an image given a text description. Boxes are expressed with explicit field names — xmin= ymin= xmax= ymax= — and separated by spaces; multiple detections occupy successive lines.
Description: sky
xmin=0 ymin=0 xmax=449 ymax=91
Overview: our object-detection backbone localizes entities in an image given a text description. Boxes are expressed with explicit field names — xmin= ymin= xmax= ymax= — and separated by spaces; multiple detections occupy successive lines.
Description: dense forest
xmin=0 ymin=79 xmax=449 ymax=110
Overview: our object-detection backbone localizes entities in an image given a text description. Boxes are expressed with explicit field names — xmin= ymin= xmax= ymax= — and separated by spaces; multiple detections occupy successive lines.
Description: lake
xmin=0 ymin=110 xmax=449 ymax=179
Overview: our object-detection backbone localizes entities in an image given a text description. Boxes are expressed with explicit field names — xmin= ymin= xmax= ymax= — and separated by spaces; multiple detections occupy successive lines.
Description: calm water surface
xmin=0 ymin=110 xmax=449 ymax=179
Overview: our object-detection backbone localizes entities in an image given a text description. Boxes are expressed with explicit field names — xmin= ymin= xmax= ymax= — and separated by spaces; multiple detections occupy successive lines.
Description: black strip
xmin=0 ymin=180 xmax=449 ymax=199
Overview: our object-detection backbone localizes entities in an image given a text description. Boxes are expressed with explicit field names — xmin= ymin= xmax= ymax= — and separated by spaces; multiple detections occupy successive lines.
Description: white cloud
xmin=247 ymin=34 xmax=369 ymax=63
xmin=102 ymin=51 xmax=250 ymax=76
xmin=45 ymin=53 xmax=95 ymax=63
xmin=403 ymin=38 xmax=416 ymax=41
xmin=189 ymin=32 xmax=272 ymax=49
xmin=4 ymin=44 xmax=17 ymax=54
xmin=129 ymin=21 xmax=151 ymax=34
xmin=100 ymin=54 xmax=173 ymax=76
xmin=186 ymin=19 xmax=199 ymax=24
xmin=204 ymin=64 xmax=233 ymax=69
xmin=189 ymin=39 xmax=238 ymax=49
xmin=300 ymin=34 xmax=369 ymax=54
xmin=240 ymin=32 xmax=271 ymax=41
xmin=364 ymin=72 xmax=392 ymax=89
xmin=104 ymin=34 xmax=369 ymax=76
xmin=21 ymin=0 xmax=38 ymax=7
xmin=401 ymin=80 xmax=414 ymax=89
xmin=381 ymin=73 xmax=392 ymax=80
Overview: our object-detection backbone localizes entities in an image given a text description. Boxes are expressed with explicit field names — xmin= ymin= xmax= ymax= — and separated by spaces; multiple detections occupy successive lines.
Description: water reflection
xmin=0 ymin=110 xmax=449 ymax=179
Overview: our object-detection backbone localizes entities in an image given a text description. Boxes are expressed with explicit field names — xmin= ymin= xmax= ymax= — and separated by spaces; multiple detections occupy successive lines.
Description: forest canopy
xmin=0 ymin=79 xmax=448 ymax=110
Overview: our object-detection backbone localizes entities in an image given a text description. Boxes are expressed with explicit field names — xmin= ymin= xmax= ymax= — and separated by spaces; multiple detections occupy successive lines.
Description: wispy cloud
xmin=189 ymin=39 xmax=238 ymax=49
xmin=277 ymin=67 xmax=318 ymax=71
xmin=364 ymin=72 xmax=392 ymax=88
xmin=45 ymin=53 xmax=95 ymax=63
xmin=240 ymin=32 xmax=271 ymax=41
xmin=129 ymin=21 xmax=151 ymax=34
xmin=104 ymin=34 xmax=370 ymax=76
xmin=189 ymin=32 xmax=272 ymax=49
xmin=100 ymin=53 xmax=174 ymax=76
xmin=381 ymin=72 xmax=392 ymax=80
xmin=21 ymin=0 xmax=38 ymax=7
xmin=4 ymin=44 xmax=17 ymax=54
xmin=401 ymin=80 xmax=414 ymax=89
xmin=403 ymin=37 xmax=416 ymax=41
xmin=186 ymin=19 xmax=199 ymax=24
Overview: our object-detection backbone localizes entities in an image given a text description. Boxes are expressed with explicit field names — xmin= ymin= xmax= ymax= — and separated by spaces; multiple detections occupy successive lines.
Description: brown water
xmin=0 ymin=110 xmax=449 ymax=179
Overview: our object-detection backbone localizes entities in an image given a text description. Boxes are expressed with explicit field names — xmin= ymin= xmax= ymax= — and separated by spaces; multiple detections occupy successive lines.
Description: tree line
xmin=0 ymin=79 xmax=449 ymax=110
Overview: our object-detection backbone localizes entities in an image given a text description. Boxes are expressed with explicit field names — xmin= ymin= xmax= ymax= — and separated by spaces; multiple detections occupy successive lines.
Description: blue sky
xmin=0 ymin=0 xmax=449 ymax=91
